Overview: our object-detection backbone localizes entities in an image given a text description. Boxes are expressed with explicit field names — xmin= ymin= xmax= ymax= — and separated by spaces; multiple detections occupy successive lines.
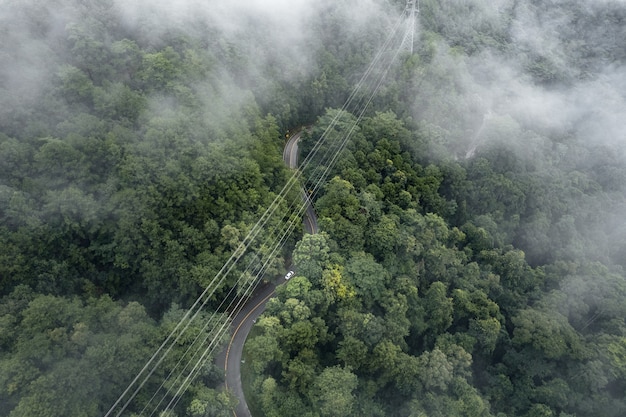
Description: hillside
xmin=1 ymin=1 xmax=626 ymax=416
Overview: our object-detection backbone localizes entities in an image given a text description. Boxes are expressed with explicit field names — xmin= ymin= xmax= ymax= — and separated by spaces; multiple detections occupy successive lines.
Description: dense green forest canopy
xmin=1 ymin=0 xmax=625 ymax=416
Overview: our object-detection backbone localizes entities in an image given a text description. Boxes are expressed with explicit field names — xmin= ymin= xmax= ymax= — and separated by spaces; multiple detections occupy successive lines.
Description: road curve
xmin=283 ymin=131 xmax=302 ymax=169
xmin=215 ymin=283 xmax=275 ymax=417
xmin=284 ymin=131 xmax=319 ymax=234
xmin=215 ymin=129 xmax=318 ymax=417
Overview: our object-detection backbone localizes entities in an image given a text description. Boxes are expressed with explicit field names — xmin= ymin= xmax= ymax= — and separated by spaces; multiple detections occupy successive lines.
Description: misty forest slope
xmin=1 ymin=0 xmax=626 ymax=417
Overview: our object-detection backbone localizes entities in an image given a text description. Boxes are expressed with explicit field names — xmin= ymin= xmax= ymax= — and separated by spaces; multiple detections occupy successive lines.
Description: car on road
xmin=284 ymin=270 xmax=295 ymax=280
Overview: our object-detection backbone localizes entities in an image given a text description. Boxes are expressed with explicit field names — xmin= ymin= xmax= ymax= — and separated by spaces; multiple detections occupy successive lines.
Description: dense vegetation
xmin=0 ymin=0 xmax=301 ymax=415
xmin=247 ymin=109 xmax=626 ymax=416
xmin=244 ymin=1 xmax=626 ymax=416
xmin=1 ymin=0 xmax=625 ymax=416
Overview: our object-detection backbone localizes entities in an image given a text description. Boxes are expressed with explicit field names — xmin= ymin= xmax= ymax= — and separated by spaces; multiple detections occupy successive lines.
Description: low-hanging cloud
xmin=113 ymin=0 xmax=392 ymax=79
xmin=414 ymin=0 xmax=626 ymax=160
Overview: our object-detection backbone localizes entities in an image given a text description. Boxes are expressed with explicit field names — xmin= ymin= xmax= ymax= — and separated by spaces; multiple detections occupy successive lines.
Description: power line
xmin=400 ymin=0 xmax=419 ymax=54
xmin=104 ymin=5 xmax=417 ymax=416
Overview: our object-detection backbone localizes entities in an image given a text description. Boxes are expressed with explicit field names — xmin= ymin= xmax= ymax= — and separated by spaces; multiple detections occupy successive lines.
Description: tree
xmin=423 ymin=282 xmax=454 ymax=335
xmin=468 ymin=317 xmax=501 ymax=355
xmin=418 ymin=348 xmax=454 ymax=392
xmin=0 ymin=293 xmax=167 ymax=417
xmin=138 ymin=47 xmax=182 ymax=91
xmin=292 ymin=233 xmax=331 ymax=282
xmin=511 ymin=308 xmax=582 ymax=360
xmin=366 ymin=214 xmax=400 ymax=260
xmin=186 ymin=387 xmax=236 ymax=417
xmin=245 ymin=333 xmax=282 ymax=375
xmin=310 ymin=366 xmax=358 ymax=417
xmin=282 ymin=349 xmax=318 ymax=395
xmin=337 ymin=336 xmax=369 ymax=370
xmin=321 ymin=264 xmax=355 ymax=303
xmin=344 ymin=252 xmax=389 ymax=308
xmin=251 ymin=115 xmax=290 ymax=188
xmin=278 ymin=275 xmax=312 ymax=300
xmin=523 ymin=404 xmax=554 ymax=417
xmin=381 ymin=293 xmax=411 ymax=348
xmin=315 ymin=176 xmax=367 ymax=254
xmin=56 ymin=65 xmax=95 ymax=106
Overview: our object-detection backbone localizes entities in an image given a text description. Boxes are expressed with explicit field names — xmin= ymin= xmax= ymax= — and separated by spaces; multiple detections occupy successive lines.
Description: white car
xmin=284 ymin=270 xmax=295 ymax=280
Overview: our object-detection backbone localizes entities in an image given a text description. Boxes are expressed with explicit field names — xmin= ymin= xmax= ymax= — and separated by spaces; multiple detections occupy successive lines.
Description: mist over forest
xmin=1 ymin=0 xmax=626 ymax=416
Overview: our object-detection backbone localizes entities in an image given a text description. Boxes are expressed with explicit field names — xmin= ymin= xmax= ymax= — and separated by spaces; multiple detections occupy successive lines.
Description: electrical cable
xmin=105 ymin=6 xmax=414 ymax=416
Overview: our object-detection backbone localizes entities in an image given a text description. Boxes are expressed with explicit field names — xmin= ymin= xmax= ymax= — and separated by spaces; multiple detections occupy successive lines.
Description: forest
xmin=1 ymin=0 xmax=626 ymax=416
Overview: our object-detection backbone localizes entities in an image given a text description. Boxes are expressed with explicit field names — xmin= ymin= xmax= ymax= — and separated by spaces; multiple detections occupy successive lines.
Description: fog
xmin=400 ymin=0 xmax=626 ymax=275
xmin=1 ymin=0 xmax=624 ymax=264
xmin=3 ymin=0 xmax=623 ymax=151
xmin=113 ymin=0 xmax=393 ymax=83
xmin=3 ymin=1 xmax=626 ymax=416
xmin=1 ymin=0 xmax=624 ymax=266
xmin=471 ymin=55 xmax=626 ymax=151
xmin=0 ymin=0 xmax=395 ymax=139
xmin=413 ymin=0 xmax=626 ymax=162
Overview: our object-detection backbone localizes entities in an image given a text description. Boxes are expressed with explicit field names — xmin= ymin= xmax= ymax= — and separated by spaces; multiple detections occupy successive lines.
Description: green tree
xmin=511 ymin=308 xmax=582 ymax=360
xmin=315 ymin=176 xmax=366 ymax=253
xmin=310 ymin=366 xmax=358 ymax=417
xmin=186 ymin=387 xmax=236 ymax=417
xmin=138 ymin=47 xmax=182 ymax=91
xmin=418 ymin=348 xmax=454 ymax=391
xmin=423 ymin=282 xmax=454 ymax=335
xmin=292 ymin=233 xmax=331 ymax=282
xmin=344 ymin=252 xmax=387 ymax=308
xmin=321 ymin=264 xmax=355 ymax=303
xmin=0 ymin=293 xmax=164 ymax=417
xmin=337 ymin=336 xmax=369 ymax=370
xmin=366 ymin=214 xmax=400 ymax=260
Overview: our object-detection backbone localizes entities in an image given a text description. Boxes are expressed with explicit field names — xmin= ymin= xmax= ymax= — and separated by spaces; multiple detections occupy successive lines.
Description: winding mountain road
xmin=215 ymin=283 xmax=275 ymax=417
xmin=283 ymin=131 xmax=318 ymax=234
xmin=215 ymin=130 xmax=317 ymax=417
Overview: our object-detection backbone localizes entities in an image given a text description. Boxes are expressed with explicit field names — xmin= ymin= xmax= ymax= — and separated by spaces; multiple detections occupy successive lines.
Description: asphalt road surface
xmin=215 ymin=129 xmax=318 ymax=417
xmin=283 ymin=131 xmax=302 ymax=169
xmin=283 ymin=131 xmax=319 ymax=234
xmin=214 ymin=283 xmax=275 ymax=417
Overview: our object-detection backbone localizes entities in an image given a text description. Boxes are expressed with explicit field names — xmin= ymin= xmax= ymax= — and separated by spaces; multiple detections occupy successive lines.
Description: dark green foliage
xmin=3 ymin=0 xmax=626 ymax=416
xmin=248 ymin=96 xmax=626 ymax=416
xmin=0 ymin=288 xmax=228 ymax=417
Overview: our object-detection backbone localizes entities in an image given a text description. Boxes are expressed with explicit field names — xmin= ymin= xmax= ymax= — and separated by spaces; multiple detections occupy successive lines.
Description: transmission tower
xmin=400 ymin=0 xmax=419 ymax=54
